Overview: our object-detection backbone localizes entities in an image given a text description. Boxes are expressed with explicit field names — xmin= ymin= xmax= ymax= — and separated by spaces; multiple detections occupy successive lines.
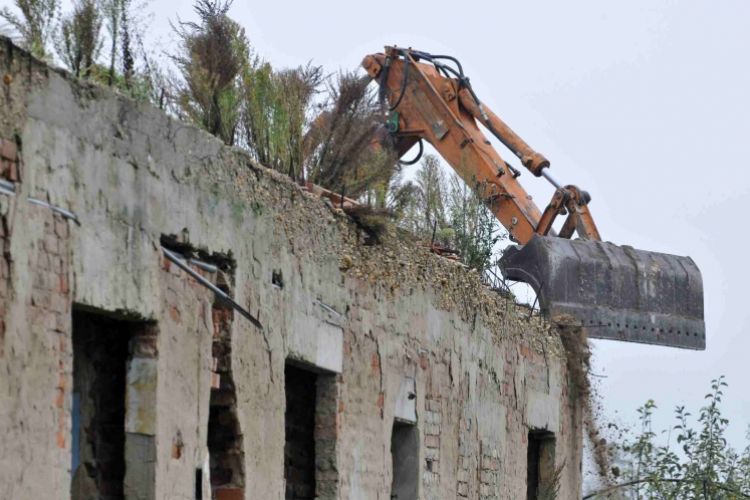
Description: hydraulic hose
xmin=399 ymin=139 xmax=424 ymax=166
xmin=388 ymin=50 xmax=410 ymax=111
xmin=378 ymin=49 xmax=410 ymax=112
xmin=418 ymin=52 xmax=523 ymax=177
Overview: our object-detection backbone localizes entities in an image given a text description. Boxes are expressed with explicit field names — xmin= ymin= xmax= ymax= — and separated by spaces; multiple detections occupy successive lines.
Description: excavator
xmin=359 ymin=46 xmax=705 ymax=350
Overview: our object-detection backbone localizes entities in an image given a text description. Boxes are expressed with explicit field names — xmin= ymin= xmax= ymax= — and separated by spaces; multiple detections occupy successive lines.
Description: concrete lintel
xmin=394 ymin=377 xmax=417 ymax=424
xmin=525 ymin=392 xmax=560 ymax=434
xmin=288 ymin=312 xmax=343 ymax=374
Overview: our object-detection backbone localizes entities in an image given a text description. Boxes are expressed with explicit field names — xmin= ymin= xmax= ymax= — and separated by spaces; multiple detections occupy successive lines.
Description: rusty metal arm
xmin=457 ymin=88 xmax=550 ymax=177
xmin=363 ymin=47 xmax=602 ymax=244
xmin=363 ymin=49 xmax=543 ymax=244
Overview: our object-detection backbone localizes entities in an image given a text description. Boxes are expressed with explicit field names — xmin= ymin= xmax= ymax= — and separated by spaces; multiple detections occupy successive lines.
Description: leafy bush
xmin=587 ymin=377 xmax=750 ymax=499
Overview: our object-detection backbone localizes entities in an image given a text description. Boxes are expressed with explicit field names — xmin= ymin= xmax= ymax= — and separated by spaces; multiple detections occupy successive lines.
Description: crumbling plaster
xmin=0 ymin=40 xmax=583 ymax=500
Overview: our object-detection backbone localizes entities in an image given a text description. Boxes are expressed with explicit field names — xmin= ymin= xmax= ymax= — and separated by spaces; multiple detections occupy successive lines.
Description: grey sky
xmin=54 ymin=0 xmax=750 ymax=468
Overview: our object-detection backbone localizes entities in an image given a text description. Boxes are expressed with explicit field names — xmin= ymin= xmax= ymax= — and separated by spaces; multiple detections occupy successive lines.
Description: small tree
xmin=304 ymin=71 xmax=397 ymax=198
xmin=587 ymin=377 xmax=750 ymax=499
xmin=120 ymin=0 xmax=134 ymax=89
xmin=242 ymin=59 xmax=322 ymax=178
xmin=448 ymin=172 xmax=503 ymax=274
xmin=55 ymin=0 xmax=102 ymax=77
xmin=101 ymin=0 xmax=124 ymax=86
xmin=415 ymin=154 xmax=448 ymax=236
xmin=0 ymin=0 xmax=59 ymax=59
xmin=171 ymin=0 xmax=248 ymax=145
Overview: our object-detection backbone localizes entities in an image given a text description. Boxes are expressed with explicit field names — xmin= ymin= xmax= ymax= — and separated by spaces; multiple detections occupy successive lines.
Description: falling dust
xmin=555 ymin=315 xmax=618 ymax=490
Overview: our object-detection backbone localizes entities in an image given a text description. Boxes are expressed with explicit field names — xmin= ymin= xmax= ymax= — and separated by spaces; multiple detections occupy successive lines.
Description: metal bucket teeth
xmin=500 ymin=235 xmax=705 ymax=350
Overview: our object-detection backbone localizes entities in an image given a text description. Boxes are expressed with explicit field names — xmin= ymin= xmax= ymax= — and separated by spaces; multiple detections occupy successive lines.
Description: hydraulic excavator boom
xmin=362 ymin=47 xmax=705 ymax=349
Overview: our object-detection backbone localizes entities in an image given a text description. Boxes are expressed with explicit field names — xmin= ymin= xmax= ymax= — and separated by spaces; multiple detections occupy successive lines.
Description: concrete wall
xmin=0 ymin=41 xmax=583 ymax=499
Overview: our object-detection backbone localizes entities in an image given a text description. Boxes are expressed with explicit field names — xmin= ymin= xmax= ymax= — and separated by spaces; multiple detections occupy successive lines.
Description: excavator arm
xmin=362 ymin=47 xmax=600 ymax=244
xmin=362 ymin=47 xmax=705 ymax=350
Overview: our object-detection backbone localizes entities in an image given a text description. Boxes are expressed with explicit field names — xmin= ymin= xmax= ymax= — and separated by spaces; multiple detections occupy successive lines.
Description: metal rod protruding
xmin=28 ymin=197 xmax=80 ymax=223
xmin=162 ymin=247 xmax=263 ymax=331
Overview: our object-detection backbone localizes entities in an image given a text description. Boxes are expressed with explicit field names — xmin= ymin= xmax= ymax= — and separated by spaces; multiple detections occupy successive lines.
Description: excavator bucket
xmin=500 ymin=235 xmax=705 ymax=350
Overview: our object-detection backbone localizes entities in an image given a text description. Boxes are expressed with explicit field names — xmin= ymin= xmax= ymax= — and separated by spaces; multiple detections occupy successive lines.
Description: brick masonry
xmin=0 ymin=40 xmax=584 ymax=500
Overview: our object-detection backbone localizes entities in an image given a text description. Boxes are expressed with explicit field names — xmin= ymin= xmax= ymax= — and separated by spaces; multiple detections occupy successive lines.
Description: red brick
xmin=425 ymin=435 xmax=440 ymax=448
xmin=56 ymin=430 xmax=66 ymax=449
xmin=169 ymin=305 xmax=180 ymax=323
xmin=520 ymin=344 xmax=532 ymax=360
xmin=32 ymin=272 xmax=47 ymax=290
xmin=30 ymin=289 xmax=51 ymax=308
xmin=210 ymin=373 xmax=221 ymax=389
xmin=7 ymin=162 xmax=18 ymax=182
xmin=0 ymin=159 xmax=9 ymax=178
xmin=50 ymin=294 xmax=67 ymax=313
xmin=420 ymin=355 xmax=429 ymax=370
xmin=43 ymin=235 xmax=59 ymax=255
xmin=371 ymin=353 xmax=379 ymax=376
xmin=215 ymin=489 xmax=244 ymax=500
xmin=59 ymin=275 xmax=69 ymax=294
xmin=377 ymin=392 xmax=384 ymax=408
xmin=55 ymin=388 xmax=64 ymax=408
xmin=54 ymin=219 xmax=68 ymax=238
xmin=35 ymin=251 xmax=49 ymax=271
xmin=0 ymin=139 xmax=17 ymax=161
xmin=55 ymin=313 xmax=67 ymax=333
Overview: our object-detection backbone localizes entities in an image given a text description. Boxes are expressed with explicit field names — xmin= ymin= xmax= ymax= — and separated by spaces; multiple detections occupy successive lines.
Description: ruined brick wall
xmin=0 ymin=40 xmax=583 ymax=499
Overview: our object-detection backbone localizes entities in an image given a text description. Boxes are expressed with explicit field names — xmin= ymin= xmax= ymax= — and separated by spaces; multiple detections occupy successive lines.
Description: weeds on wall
xmin=396 ymin=153 xmax=506 ymax=275
xmin=2 ymin=0 xmax=507 ymax=276
xmin=243 ymin=60 xmax=323 ymax=177
xmin=54 ymin=0 xmax=102 ymax=78
xmin=305 ymin=71 xmax=397 ymax=198
xmin=0 ymin=0 xmax=59 ymax=59
xmin=170 ymin=0 xmax=247 ymax=146
xmin=537 ymin=462 xmax=566 ymax=500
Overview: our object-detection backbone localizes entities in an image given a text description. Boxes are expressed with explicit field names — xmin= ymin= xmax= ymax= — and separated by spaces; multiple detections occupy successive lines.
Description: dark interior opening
xmin=195 ymin=469 xmax=203 ymax=500
xmin=70 ymin=311 xmax=132 ymax=500
xmin=390 ymin=421 xmax=419 ymax=500
xmin=284 ymin=364 xmax=317 ymax=500
xmin=527 ymin=430 xmax=556 ymax=500
xmin=207 ymin=299 xmax=245 ymax=497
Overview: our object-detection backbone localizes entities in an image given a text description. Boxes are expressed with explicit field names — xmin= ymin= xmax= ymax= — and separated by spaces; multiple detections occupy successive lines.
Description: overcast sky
xmin=141 ymin=0 xmax=750 ymax=454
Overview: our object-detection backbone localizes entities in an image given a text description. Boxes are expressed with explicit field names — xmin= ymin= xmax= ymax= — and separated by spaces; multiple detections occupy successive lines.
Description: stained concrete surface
xmin=0 ymin=40 xmax=583 ymax=499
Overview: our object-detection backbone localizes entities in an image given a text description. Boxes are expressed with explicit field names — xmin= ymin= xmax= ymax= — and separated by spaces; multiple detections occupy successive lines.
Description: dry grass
xmin=304 ymin=71 xmax=398 ymax=200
